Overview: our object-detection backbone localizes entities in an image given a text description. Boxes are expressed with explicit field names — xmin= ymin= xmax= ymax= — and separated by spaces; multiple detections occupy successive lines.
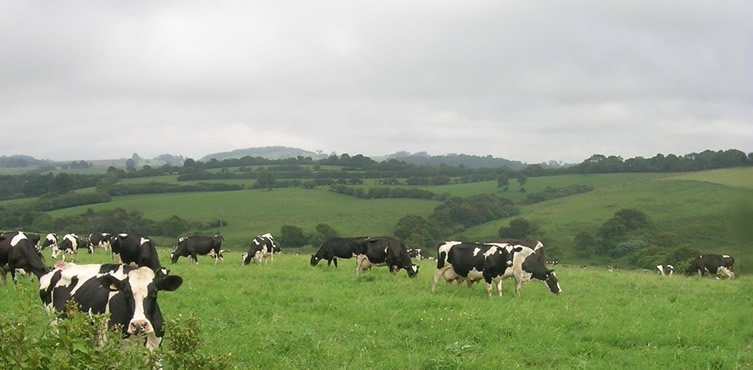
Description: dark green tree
xmin=279 ymin=225 xmax=307 ymax=248
xmin=498 ymin=217 xmax=532 ymax=239
xmin=574 ymin=231 xmax=596 ymax=258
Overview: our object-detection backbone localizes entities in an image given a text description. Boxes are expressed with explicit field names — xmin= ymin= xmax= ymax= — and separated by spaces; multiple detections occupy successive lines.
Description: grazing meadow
xmin=1 ymin=250 xmax=751 ymax=369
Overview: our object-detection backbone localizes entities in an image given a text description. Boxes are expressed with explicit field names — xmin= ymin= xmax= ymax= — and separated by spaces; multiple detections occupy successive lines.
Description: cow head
xmin=406 ymin=264 xmax=420 ymax=278
xmin=542 ymin=270 xmax=561 ymax=294
xmin=242 ymin=252 xmax=254 ymax=265
xmin=310 ymin=255 xmax=322 ymax=266
xmin=170 ymin=243 xmax=185 ymax=264
xmin=97 ymin=267 xmax=183 ymax=347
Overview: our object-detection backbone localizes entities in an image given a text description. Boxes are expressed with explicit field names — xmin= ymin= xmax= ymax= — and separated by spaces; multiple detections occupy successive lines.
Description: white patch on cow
xmin=140 ymin=237 xmax=150 ymax=246
xmin=46 ymin=233 xmax=57 ymax=243
xmin=178 ymin=237 xmax=188 ymax=243
xmin=112 ymin=253 xmax=123 ymax=264
xmin=126 ymin=267 xmax=157 ymax=335
xmin=722 ymin=255 xmax=730 ymax=258
xmin=119 ymin=233 xmax=128 ymax=237
xmin=472 ymin=247 xmax=481 ymax=256
xmin=10 ymin=232 xmax=27 ymax=247
xmin=241 ymin=252 xmax=248 ymax=265
xmin=483 ymin=246 xmax=498 ymax=257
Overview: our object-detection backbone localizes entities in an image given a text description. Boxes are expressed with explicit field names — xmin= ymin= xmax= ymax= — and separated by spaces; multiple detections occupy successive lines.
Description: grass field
xmin=1 ymin=251 xmax=751 ymax=369
xmin=9 ymin=168 xmax=753 ymax=274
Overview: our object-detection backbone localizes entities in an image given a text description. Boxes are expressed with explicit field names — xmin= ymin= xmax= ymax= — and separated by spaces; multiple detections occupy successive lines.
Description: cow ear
xmin=514 ymin=247 xmax=523 ymax=252
xmin=98 ymin=274 xmax=126 ymax=291
xmin=157 ymin=275 xmax=183 ymax=292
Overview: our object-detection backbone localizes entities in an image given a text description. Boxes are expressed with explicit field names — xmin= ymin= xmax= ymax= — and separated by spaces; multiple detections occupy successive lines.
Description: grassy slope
xmin=460 ymin=168 xmax=753 ymax=272
xmin=2 ymin=252 xmax=751 ymax=369
xmin=46 ymin=188 xmax=439 ymax=249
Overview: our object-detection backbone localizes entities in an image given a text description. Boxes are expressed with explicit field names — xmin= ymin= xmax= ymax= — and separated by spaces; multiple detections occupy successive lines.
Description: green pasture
xmin=460 ymin=172 xmax=753 ymax=271
xmin=46 ymin=188 xmax=439 ymax=249
xmin=1 ymin=251 xmax=751 ymax=369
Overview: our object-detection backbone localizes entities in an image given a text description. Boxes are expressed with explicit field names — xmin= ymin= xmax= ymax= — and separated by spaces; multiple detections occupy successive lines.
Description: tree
xmin=394 ymin=214 xmax=441 ymax=249
xmin=496 ymin=174 xmax=510 ymax=189
xmin=310 ymin=223 xmax=339 ymax=248
xmin=498 ymin=217 xmax=532 ymax=239
xmin=279 ymin=225 xmax=307 ymax=248
xmin=255 ymin=171 xmax=277 ymax=190
xmin=517 ymin=175 xmax=527 ymax=187
xmin=574 ymin=231 xmax=595 ymax=258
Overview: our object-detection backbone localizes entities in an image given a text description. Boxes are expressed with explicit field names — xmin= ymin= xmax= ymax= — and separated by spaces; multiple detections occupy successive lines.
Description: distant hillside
xmin=200 ymin=146 xmax=327 ymax=162
xmin=385 ymin=151 xmax=531 ymax=170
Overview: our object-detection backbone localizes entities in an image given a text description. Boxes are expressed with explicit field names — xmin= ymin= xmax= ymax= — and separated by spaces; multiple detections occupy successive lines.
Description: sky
xmin=1 ymin=1 xmax=751 ymax=164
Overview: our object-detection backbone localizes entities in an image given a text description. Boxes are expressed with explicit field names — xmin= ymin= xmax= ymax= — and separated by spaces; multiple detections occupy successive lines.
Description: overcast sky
xmin=1 ymin=1 xmax=751 ymax=164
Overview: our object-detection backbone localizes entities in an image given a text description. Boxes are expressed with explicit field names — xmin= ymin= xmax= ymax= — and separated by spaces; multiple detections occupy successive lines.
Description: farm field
xmin=15 ymin=168 xmax=749 ymax=274
xmin=46 ymin=188 xmax=440 ymax=249
xmin=1 ymin=251 xmax=751 ymax=369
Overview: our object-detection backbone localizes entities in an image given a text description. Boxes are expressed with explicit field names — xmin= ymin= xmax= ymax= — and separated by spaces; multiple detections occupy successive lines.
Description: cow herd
xmin=0 ymin=228 xmax=739 ymax=353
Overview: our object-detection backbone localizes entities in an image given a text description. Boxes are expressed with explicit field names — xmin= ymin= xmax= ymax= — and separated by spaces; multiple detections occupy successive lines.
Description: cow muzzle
xmin=128 ymin=319 xmax=154 ymax=334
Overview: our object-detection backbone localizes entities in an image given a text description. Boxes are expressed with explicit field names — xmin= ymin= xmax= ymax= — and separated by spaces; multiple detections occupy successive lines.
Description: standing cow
xmin=39 ymin=263 xmax=183 ymax=349
xmin=685 ymin=254 xmax=735 ymax=279
xmin=242 ymin=233 xmax=280 ymax=265
xmin=170 ymin=235 xmax=224 ymax=264
xmin=432 ymin=241 xmax=519 ymax=296
xmin=52 ymin=233 xmax=81 ymax=260
xmin=656 ymin=264 xmax=675 ymax=276
xmin=496 ymin=241 xmax=561 ymax=295
xmin=111 ymin=233 xmax=164 ymax=273
xmin=87 ymin=233 xmax=113 ymax=254
xmin=353 ymin=236 xmax=419 ymax=278
xmin=310 ymin=237 xmax=368 ymax=267
xmin=0 ymin=231 xmax=49 ymax=284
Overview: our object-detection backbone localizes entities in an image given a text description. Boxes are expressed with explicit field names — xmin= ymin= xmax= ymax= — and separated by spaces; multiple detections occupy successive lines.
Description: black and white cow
xmin=496 ymin=241 xmax=562 ymax=295
xmin=110 ymin=233 xmax=164 ymax=273
xmin=685 ymin=254 xmax=735 ymax=279
xmin=407 ymin=248 xmax=423 ymax=261
xmin=656 ymin=264 xmax=675 ymax=276
xmin=353 ymin=236 xmax=419 ymax=278
xmin=39 ymin=262 xmax=182 ymax=349
xmin=431 ymin=241 xmax=519 ymax=296
xmin=40 ymin=233 xmax=58 ymax=251
xmin=242 ymin=233 xmax=280 ymax=265
xmin=52 ymin=233 xmax=81 ymax=260
xmin=310 ymin=237 xmax=368 ymax=267
xmin=433 ymin=240 xmax=561 ymax=296
xmin=170 ymin=235 xmax=224 ymax=264
xmin=87 ymin=233 xmax=113 ymax=254
xmin=0 ymin=231 xmax=50 ymax=284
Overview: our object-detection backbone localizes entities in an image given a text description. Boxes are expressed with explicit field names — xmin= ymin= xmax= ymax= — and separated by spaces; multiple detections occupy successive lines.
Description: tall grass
xmin=2 ymin=250 xmax=751 ymax=369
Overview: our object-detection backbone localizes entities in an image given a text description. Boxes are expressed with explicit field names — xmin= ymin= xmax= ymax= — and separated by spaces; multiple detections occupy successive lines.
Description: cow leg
xmin=515 ymin=278 xmax=523 ymax=296
xmin=332 ymin=258 xmax=338 ymax=268
xmin=496 ymin=279 xmax=504 ymax=297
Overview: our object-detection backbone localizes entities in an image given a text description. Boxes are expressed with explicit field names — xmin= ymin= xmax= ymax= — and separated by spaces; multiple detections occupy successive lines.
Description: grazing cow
xmin=433 ymin=240 xmax=561 ymax=296
xmin=52 ymin=233 xmax=81 ymax=259
xmin=0 ymin=231 xmax=49 ymax=284
xmin=656 ymin=264 xmax=674 ymax=276
xmin=170 ymin=235 xmax=224 ymax=264
xmin=110 ymin=233 xmax=164 ymax=273
xmin=242 ymin=233 xmax=280 ymax=265
xmin=40 ymin=233 xmax=58 ymax=251
xmin=39 ymin=263 xmax=182 ymax=349
xmin=310 ymin=237 xmax=368 ymax=267
xmin=353 ymin=236 xmax=419 ymax=278
xmin=432 ymin=241 xmax=518 ymax=296
xmin=497 ymin=241 xmax=561 ymax=295
xmin=685 ymin=254 xmax=735 ymax=279
xmin=88 ymin=233 xmax=113 ymax=254
xmin=407 ymin=248 xmax=423 ymax=261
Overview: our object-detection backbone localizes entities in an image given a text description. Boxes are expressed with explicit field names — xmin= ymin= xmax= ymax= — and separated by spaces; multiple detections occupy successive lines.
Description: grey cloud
xmin=1 ymin=1 xmax=751 ymax=163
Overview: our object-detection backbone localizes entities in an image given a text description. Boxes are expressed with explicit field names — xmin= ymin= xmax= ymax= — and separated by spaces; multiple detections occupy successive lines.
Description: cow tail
xmin=437 ymin=251 xmax=446 ymax=269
